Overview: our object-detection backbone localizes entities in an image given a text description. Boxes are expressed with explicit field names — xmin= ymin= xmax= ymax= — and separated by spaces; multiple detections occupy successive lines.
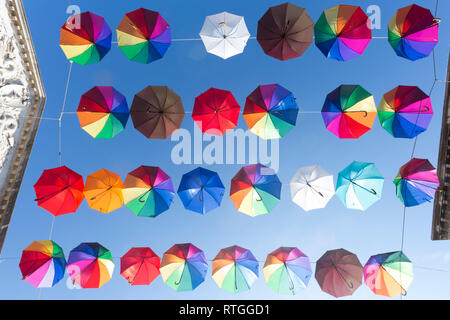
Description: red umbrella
xmin=120 ymin=247 xmax=161 ymax=285
xmin=33 ymin=166 xmax=84 ymax=216
xmin=192 ymin=88 xmax=240 ymax=136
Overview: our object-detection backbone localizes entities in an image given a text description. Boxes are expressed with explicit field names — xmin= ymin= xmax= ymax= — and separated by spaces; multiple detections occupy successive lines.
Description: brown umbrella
xmin=130 ymin=86 xmax=185 ymax=139
xmin=257 ymin=3 xmax=314 ymax=61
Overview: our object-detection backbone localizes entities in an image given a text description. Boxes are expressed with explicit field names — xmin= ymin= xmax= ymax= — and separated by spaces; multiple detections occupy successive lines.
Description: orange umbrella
xmin=83 ymin=169 xmax=124 ymax=213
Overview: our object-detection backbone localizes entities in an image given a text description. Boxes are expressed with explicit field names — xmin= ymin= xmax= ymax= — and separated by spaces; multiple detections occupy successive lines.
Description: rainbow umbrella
xmin=120 ymin=247 xmax=160 ymax=286
xmin=160 ymin=243 xmax=208 ymax=292
xmin=230 ymin=164 xmax=282 ymax=217
xmin=322 ymin=85 xmax=377 ymax=139
xmin=123 ymin=166 xmax=175 ymax=217
xmin=394 ymin=158 xmax=439 ymax=207
xmin=117 ymin=8 xmax=171 ymax=64
xmin=378 ymin=86 xmax=433 ymax=139
xmin=243 ymin=84 xmax=299 ymax=139
xmin=19 ymin=240 xmax=66 ymax=288
xmin=212 ymin=245 xmax=259 ymax=294
xmin=263 ymin=247 xmax=312 ymax=295
xmin=77 ymin=86 xmax=129 ymax=139
xmin=314 ymin=5 xmax=372 ymax=61
xmin=60 ymin=12 xmax=112 ymax=65
xmin=388 ymin=4 xmax=439 ymax=61
xmin=364 ymin=251 xmax=413 ymax=297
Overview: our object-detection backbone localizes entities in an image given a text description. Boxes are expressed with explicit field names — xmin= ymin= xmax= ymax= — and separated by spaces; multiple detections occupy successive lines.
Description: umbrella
xmin=83 ymin=169 xmax=124 ymax=213
xmin=394 ymin=158 xmax=439 ymax=207
xmin=199 ymin=11 xmax=250 ymax=59
xmin=322 ymin=85 xmax=377 ymax=139
xmin=192 ymin=88 xmax=240 ymax=136
xmin=160 ymin=243 xmax=208 ymax=291
xmin=336 ymin=161 xmax=384 ymax=211
xmin=290 ymin=165 xmax=335 ymax=211
xmin=314 ymin=5 xmax=372 ymax=61
xmin=120 ymin=247 xmax=161 ymax=286
xmin=263 ymin=247 xmax=312 ymax=295
xmin=60 ymin=11 xmax=111 ymax=65
xmin=77 ymin=86 xmax=129 ymax=139
xmin=123 ymin=166 xmax=174 ymax=217
xmin=388 ymin=4 xmax=439 ymax=61
xmin=230 ymin=164 xmax=282 ymax=217
xmin=117 ymin=8 xmax=171 ymax=64
xmin=315 ymin=248 xmax=363 ymax=298
xmin=378 ymin=85 xmax=433 ymax=139
xmin=177 ymin=167 xmax=225 ymax=214
xmin=33 ymin=166 xmax=84 ymax=216
xmin=364 ymin=251 xmax=413 ymax=297
xmin=212 ymin=245 xmax=259 ymax=293
xmin=19 ymin=240 xmax=66 ymax=288
xmin=243 ymin=84 xmax=298 ymax=139
xmin=257 ymin=3 xmax=314 ymax=61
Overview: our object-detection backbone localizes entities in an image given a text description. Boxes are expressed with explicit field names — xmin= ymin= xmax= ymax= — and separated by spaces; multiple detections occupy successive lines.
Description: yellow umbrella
xmin=83 ymin=169 xmax=124 ymax=213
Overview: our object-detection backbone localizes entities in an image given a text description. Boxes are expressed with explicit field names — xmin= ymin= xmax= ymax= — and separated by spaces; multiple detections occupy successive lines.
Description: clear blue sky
xmin=1 ymin=0 xmax=449 ymax=299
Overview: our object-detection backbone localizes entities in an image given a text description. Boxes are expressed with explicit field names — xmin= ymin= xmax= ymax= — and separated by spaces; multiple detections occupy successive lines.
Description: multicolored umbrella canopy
xmin=290 ymin=165 xmax=335 ymax=211
xmin=314 ymin=5 xmax=372 ymax=61
xmin=33 ymin=166 xmax=84 ymax=216
xmin=230 ymin=164 xmax=282 ymax=217
xmin=83 ymin=169 xmax=124 ymax=213
xmin=160 ymin=243 xmax=208 ymax=291
xmin=19 ymin=240 xmax=66 ymax=288
xmin=388 ymin=4 xmax=439 ymax=61
xmin=212 ymin=246 xmax=259 ymax=294
xmin=244 ymin=84 xmax=298 ymax=139
xmin=120 ymin=247 xmax=160 ymax=286
xmin=130 ymin=86 xmax=185 ymax=139
xmin=364 ymin=251 xmax=413 ymax=297
xmin=322 ymin=85 xmax=377 ymax=139
xmin=60 ymin=12 xmax=112 ymax=65
xmin=336 ymin=161 xmax=384 ymax=211
xmin=257 ymin=3 xmax=314 ymax=61
xmin=263 ymin=247 xmax=312 ymax=295
xmin=315 ymin=248 xmax=363 ymax=298
xmin=378 ymin=85 xmax=433 ymax=139
xmin=67 ymin=242 xmax=114 ymax=289
xmin=77 ymin=86 xmax=129 ymax=139
xmin=177 ymin=167 xmax=225 ymax=214
xmin=117 ymin=8 xmax=171 ymax=64
xmin=394 ymin=158 xmax=439 ymax=207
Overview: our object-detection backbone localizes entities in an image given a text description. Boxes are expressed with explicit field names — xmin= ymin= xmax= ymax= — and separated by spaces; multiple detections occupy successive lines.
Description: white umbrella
xmin=290 ymin=165 xmax=335 ymax=211
xmin=199 ymin=11 xmax=250 ymax=59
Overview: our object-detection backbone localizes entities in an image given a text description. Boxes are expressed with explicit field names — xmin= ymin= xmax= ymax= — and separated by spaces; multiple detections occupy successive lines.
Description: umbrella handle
xmin=198 ymin=188 xmax=204 ymax=202
xmin=90 ymin=185 xmax=112 ymax=201
xmin=138 ymin=188 xmax=152 ymax=203
xmin=174 ymin=263 xmax=186 ymax=286
xmin=371 ymin=189 xmax=377 ymax=195
xmin=34 ymin=185 xmax=70 ymax=201
xmin=402 ymin=290 xmax=407 ymax=296
xmin=432 ymin=18 xmax=441 ymax=26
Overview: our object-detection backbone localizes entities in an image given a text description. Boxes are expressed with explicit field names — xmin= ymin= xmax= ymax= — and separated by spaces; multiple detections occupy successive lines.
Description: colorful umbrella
xmin=290 ymin=165 xmax=335 ymax=211
xmin=192 ymin=88 xmax=240 ymax=136
xmin=33 ymin=166 xmax=84 ymax=216
xmin=120 ymin=247 xmax=160 ymax=286
xmin=77 ymin=86 xmax=129 ymax=139
xmin=314 ymin=5 xmax=372 ymax=61
xmin=322 ymin=85 xmax=377 ymax=139
xmin=388 ymin=4 xmax=439 ymax=61
xmin=199 ymin=12 xmax=250 ymax=59
xmin=263 ymin=247 xmax=312 ymax=295
xmin=257 ymin=3 xmax=314 ymax=61
xmin=83 ymin=169 xmax=124 ymax=213
xmin=315 ymin=248 xmax=363 ymax=298
xmin=336 ymin=161 xmax=384 ymax=211
xmin=117 ymin=8 xmax=171 ymax=64
xmin=60 ymin=12 xmax=111 ymax=65
xmin=160 ymin=243 xmax=208 ymax=291
xmin=130 ymin=86 xmax=185 ymax=139
xmin=230 ymin=164 xmax=282 ymax=217
xmin=394 ymin=158 xmax=439 ymax=207
xmin=378 ymin=85 xmax=433 ymax=139
xmin=243 ymin=84 xmax=298 ymax=139
xmin=364 ymin=251 xmax=413 ymax=297
xmin=212 ymin=245 xmax=259 ymax=293
xmin=177 ymin=167 xmax=225 ymax=214
xmin=19 ymin=240 xmax=66 ymax=288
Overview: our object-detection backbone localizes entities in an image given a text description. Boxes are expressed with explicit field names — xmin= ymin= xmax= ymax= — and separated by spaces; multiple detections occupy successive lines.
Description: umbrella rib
xmin=404 ymin=178 xmax=438 ymax=191
xmin=305 ymin=180 xmax=324 ymax=197
xmin=130 ymin=258 xmax=145 ymax=284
